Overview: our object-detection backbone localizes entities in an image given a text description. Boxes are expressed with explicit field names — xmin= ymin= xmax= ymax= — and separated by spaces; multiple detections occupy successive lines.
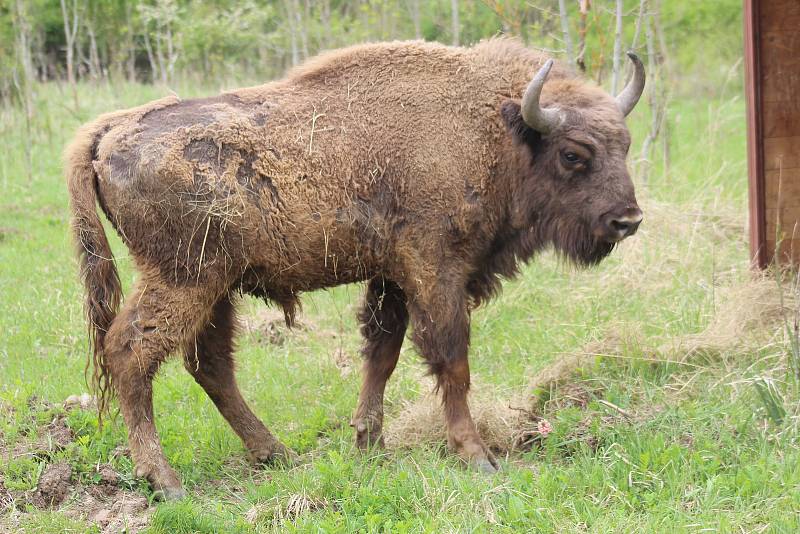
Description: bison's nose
xmin=601 ymin=208 xmax=643 ymax=242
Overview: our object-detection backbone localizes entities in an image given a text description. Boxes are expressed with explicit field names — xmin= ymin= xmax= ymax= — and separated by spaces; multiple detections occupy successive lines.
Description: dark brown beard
xmin=541 ymin=214 xmax=616 ymax=267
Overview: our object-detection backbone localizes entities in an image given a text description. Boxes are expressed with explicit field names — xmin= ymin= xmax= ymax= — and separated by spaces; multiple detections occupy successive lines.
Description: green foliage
xmin=0 ymin=0 xmax=743 ymax=99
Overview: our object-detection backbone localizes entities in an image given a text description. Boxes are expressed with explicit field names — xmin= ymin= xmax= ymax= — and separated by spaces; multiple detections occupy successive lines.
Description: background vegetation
xmin=4 ymin=1 xmax=799 ymax=533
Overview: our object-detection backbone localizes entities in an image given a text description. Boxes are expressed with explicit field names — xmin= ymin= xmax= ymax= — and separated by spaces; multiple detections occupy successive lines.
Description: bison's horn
xmin=521 ymin=59 xmax=564 ymax=135
xmin=615 ymin=52 xmax=646 ymax=117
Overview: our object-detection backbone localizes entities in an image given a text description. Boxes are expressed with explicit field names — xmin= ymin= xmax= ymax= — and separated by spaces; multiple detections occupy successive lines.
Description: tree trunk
xmin=610 ymin=0 xmax=624 ymax=95
xmin=125 ymin=2 xmax=136 ymax=83
xmin=576 ymin=0 xmax=590 ymax=72
xmin=59 ymin=0 xmax=80 ymax=108
xmin=639 ymin=14 xmax=668 ymax=184
xmin=143 ymin=30 xmax=158 ymax=83
xmin=631 ymin=0 xmax=648 ymax=51
xmin=87 ymin=20 xmax=101 ymax=80
xmin=13 ymin=0 xmax=34 ymax=182
xmin=450 ymin=0 xmax=459 ymax=46
xmin=284 ymin=0 xmax=299 ymax=66
xmin=557 ymin=0 xmax=574 ymax=65
xmin=409 ymin=0 xmax=421 ymax=39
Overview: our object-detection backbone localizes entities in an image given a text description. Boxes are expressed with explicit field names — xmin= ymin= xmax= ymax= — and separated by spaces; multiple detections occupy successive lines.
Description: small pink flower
xmin=537 ymin=419 xmax=553 ymax=437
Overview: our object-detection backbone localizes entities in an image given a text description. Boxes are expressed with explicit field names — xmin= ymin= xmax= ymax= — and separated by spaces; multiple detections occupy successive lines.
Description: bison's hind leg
xmin=183 ymin=297 xmax=298 ymax=467
xmin=104 ymin=276 xmax=223 ymax=500
xmin=351 ymin=277 xmax=409 ymax=449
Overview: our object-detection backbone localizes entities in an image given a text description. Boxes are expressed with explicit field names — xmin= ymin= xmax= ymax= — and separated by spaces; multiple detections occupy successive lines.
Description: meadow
xmin=2 ymin=42 xmax=800 ymax=534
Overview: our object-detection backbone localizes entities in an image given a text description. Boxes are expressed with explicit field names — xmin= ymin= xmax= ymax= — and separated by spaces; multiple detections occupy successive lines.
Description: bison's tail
xmin=65 ymin=121 xmax=121 ymax=422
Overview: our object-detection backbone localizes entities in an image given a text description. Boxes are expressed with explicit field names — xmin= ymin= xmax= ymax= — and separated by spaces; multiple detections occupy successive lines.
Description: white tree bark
xmin=451 ymin=0 xmax=460 ymax=46
xmin=631 ymin=0 xmax=648 ymax=51
xmin=59 ymin=0 xmax=81 ymax=91
xmin=557 ymin=0 xmax=574 ymax=64
xmin=610 ymin=0 xmax=624 ymax=95
xmin=13 ymin=0 xmax=34 ymax=181
xmin=408 ymin=0 xmax=422 ymax=39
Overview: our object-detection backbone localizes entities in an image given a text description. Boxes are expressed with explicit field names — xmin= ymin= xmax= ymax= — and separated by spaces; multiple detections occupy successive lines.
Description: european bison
xmin=66 ymin=38 xmax=644 ymax=499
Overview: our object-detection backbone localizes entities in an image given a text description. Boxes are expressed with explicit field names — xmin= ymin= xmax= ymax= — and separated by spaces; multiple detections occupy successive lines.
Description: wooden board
xmin=764 ymin=136 xmax=800 ymax=170
xmin=761 ymin=31 xmax=800 ymax=103
xmin=747 ymin=0 xmax=800 ymax=267
xmin=760 ymin=0 xmax=800 ymax=31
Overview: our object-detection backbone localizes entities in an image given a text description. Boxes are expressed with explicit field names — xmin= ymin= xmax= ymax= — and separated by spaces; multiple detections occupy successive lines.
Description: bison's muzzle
xmin=598 ymin=207 xmax=643 ymax=243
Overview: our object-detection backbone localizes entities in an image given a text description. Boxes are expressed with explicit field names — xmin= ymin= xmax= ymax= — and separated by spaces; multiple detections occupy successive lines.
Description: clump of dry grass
xmin=384 ymin=378 xmax=520 ymax=452
xmin=245 ymin=492 xmax=329 ymax=527
xmin=657 ymin=276 xmax=787 ymax=360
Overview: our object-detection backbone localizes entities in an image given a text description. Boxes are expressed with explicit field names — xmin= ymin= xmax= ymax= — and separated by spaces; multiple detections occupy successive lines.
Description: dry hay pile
xmin=384 ymin=197 xmax=795 ymax=453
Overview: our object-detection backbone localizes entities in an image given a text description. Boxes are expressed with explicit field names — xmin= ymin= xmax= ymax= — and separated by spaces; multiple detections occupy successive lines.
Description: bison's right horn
xmin=615 ymin=52 xmax=646 ymax=117
xmin=521 ymin=59 xmax=564 ymax=135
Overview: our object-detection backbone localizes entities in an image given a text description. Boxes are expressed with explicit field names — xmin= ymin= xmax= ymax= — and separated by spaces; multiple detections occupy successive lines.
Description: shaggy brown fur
xmin=65 ymin=38 xmax=641 ymax=497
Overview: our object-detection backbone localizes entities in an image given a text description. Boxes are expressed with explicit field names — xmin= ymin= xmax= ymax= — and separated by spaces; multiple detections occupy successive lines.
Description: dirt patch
xmin=78 ymin=485 xmax=151 ymax=534
xmin=10 ymin=413 xmax=75 ymax=462
xmin=0 ymin=397 xmax=153 ymax=533
xmin=32 ymin=462 xmax=72 ymax=508
xmin=0 ymin=479 xmax=12 ymax=513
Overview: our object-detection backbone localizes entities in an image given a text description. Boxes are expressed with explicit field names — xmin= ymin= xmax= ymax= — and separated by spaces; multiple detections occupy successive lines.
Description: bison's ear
xmin=501 ymin=100 xmax=541 ymax=148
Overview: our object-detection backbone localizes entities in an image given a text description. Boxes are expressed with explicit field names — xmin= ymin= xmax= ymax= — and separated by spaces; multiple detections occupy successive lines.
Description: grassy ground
xmin=1 ymin=72 xmax=799 ymax=533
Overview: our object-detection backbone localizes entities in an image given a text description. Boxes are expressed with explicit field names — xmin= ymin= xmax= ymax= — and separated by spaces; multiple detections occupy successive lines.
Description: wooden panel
xmin=763 ymin=101 xmax=800 ymax=138
xmin=760 ymin=0 xmax=800 ymax=31
xmin=766 ymin=169 xmax=800 ymax=208
xmin=766 ymin=207 xmax=800 ymax=238
xmin=761 ymin=31 xmax=800 ymax=103
xmin=766 ymin=238 xmax=800 ymax=264
xmin=764 ymin=136 xmax=800 ymax=170
xmin=745 ymin=0 xmax=767 ymax=268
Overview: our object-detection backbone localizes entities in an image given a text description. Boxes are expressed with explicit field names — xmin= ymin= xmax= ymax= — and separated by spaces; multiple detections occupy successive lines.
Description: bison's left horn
xmin=616 ymin=52 xmax=646 ymax=117
xmin=521 ymin=59 xmax=564 ymax=135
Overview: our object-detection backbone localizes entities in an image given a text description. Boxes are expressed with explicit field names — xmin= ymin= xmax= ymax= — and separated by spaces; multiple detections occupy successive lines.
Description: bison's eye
xmin=564 ymin=152 xmax=580 ymax=163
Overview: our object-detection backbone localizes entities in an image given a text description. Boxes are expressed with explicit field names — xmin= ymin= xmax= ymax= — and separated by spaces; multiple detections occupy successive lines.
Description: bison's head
xmin=501 ymin=53 xmax=645 ymax=266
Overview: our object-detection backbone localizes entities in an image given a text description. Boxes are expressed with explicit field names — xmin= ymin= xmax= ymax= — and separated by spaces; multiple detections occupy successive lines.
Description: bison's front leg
xmin=408 ymin=282 xmax=499 ymax=473
xmin=352 ymin=277 xmax=408 ymax=449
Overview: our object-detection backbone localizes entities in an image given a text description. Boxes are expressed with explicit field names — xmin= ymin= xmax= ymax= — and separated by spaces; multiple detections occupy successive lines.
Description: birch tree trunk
xmin=557 ymin=0 xmax=574 ymax=64
xmin=409 ymin=0 xmax=422 ymax=39
xmin=631 ymin=0 xmax=648 ymax=51
xmin=610 ymin=0 xmax=624 ymax=95
xmin=284 ymin=0 xmax=299 ymax=66
xmin=59 ymin=0 xmax=80 ymax=107
xmin=451 ymin=0 xmax=459 ymax=46
xmin=13 ymin=0 xmax=34 ymax=181
xmin=125 ymin=2 xmax=136 ymax=83
xmin=576 ymin=0 xmax=591 ymax=72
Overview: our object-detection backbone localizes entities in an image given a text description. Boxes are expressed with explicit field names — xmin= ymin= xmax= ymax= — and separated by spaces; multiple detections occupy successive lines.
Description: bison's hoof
xmin=452 ymin=438 xmax=500 ymax=474
xmin=136 ymin=464 xmax=184 ymax=501
xmin=472 ymin=455 xmax=500 ymax=474
xmin=352 ymin=418 xmax=385 ymax=450
xmin=152 ymin=485 xmax=187 ymax=501
xmin=250 ymin=442 xmax=300 ymax=468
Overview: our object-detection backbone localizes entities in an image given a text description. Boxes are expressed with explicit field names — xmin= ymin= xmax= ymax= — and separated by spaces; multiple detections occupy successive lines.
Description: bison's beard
xmin=545 ymin=216 xmax=615 ymax=267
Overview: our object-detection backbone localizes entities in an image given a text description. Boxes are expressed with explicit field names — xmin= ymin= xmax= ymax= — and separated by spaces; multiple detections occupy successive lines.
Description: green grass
xmin=2 ymin=75 xmax=798 ymax=533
